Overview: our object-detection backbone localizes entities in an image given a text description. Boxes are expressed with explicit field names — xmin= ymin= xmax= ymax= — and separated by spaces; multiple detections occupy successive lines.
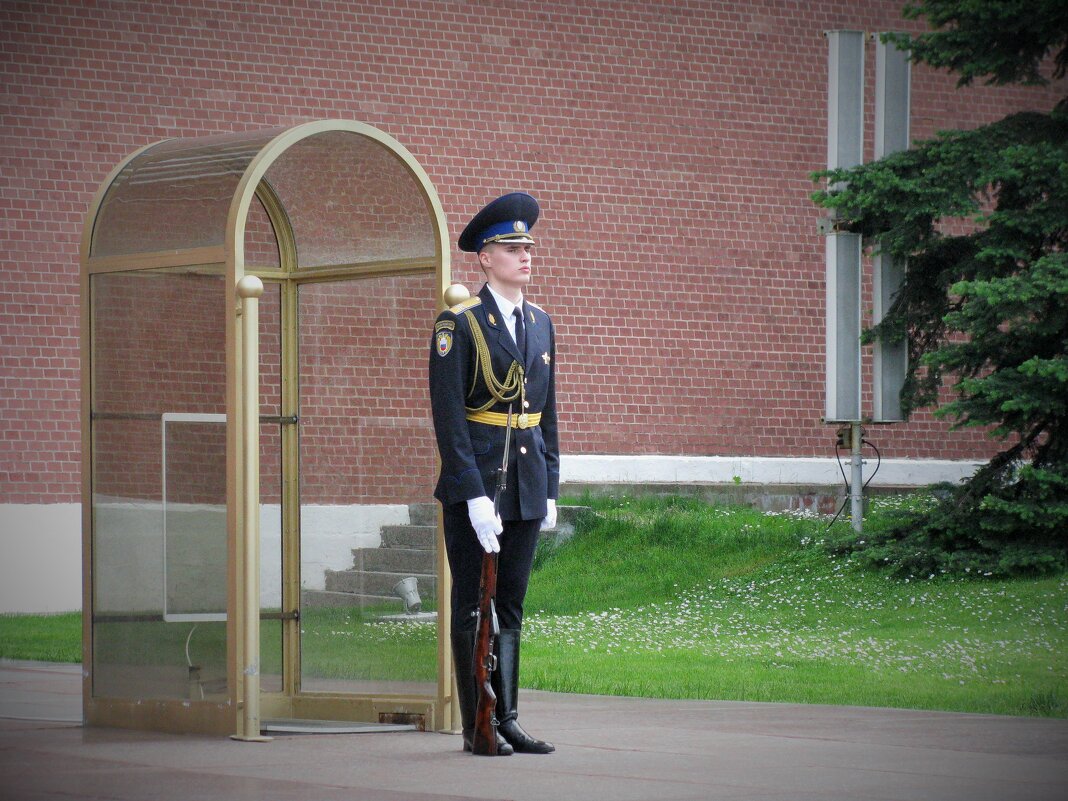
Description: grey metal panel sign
xmin=826 ymin=30 xmax=865 ymax=172
xmin=826 ymin=233 xmax=863 ymax=422
xmin=825 ymin=30 xmax=864 ymax=422
xmin=875 ymin=36 xmax=910 ymax=158
xmin=873 ymin=254 xmax=907 ymax=421
xmin=873 ymin=36 xmax=911 ymax=422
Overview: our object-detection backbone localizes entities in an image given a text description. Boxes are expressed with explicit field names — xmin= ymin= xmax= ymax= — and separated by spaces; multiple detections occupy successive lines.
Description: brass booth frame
xmin=80 ymin=121 xmax=457 ymax=737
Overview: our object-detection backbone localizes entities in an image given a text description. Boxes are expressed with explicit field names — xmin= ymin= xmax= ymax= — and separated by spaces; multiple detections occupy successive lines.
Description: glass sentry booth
xmin=80 ymin=121 xmax=456 ymax=738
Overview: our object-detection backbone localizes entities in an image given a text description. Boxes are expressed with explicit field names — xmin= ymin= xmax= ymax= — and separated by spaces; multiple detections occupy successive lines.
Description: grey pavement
xmin=1 ymin=659 xmax=1067 ymax=801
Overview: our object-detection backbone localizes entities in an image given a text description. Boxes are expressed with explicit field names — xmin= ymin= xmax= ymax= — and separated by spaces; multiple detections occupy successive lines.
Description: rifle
xmin=471 ymin=405 xmax=513 ymax=755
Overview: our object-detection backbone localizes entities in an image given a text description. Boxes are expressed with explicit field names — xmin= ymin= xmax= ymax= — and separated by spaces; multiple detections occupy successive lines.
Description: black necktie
xmin=513 ymin=307 xmax=527 ymax=360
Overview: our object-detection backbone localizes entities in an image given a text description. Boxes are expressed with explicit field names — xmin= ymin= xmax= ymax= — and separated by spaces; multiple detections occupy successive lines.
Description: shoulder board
xmin=449 ymin=296 xmax=482 ymax=314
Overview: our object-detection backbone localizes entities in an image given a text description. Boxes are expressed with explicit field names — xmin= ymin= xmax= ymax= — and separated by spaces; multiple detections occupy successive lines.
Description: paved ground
xmin=1 ymin=659 xmax=1067 ymax=800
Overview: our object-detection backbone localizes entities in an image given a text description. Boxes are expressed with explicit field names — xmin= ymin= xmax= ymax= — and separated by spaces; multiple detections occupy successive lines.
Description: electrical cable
xmin=185 ymin=624 xmax=204 ymax=700
xmin=825 ymin=443 xmax=852 ymax=530
xmin=861 ymin=438 xmax=882 ymax=487
xmin=184 ymin=624 xmax=197 ymax=667
xmin=835 ymin=441 xmax=850 ymax=485
xmin=823 ymin=427 xmax=880 ymax=532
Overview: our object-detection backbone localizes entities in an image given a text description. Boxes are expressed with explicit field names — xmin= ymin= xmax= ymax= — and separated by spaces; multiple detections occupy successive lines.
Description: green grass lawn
xmin=521 ymin=495 xmax=1068 ymax=717
xmin=2 ymin=495 xmax=1065 ymax=717
xmin=0 ymin=611 xmax=81 ymax=663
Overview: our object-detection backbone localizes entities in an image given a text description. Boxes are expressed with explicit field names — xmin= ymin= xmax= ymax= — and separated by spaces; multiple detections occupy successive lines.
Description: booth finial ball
xmin=443 ymin=283 xmax=470 ymax=307
xmin=236 ymin=275 xmax=264 ymax=299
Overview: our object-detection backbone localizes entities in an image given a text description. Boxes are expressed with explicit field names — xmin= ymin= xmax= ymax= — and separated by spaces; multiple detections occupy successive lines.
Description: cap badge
xmin=513 ymin=220 xmax=527 ymax=233
xmin=436 ymin=330 xmax=453 ymax=357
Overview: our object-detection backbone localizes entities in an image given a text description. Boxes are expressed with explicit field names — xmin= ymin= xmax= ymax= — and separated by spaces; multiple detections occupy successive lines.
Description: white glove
xmin=467 ymin=496 xmax=502 ymax=553
xmin=540 ymin=498 xmax=558 ymax=531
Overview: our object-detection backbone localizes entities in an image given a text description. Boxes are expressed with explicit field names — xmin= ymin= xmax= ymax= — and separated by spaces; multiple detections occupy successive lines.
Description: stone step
xmin=353 ymin=546 xmax=435 ymax=575
xmin=380 ymin=524 xmax=437 ymax=550
xmin=375 ymin=504 xmax=590 ymax=550
xmin=302 ymin=589 xmax=405 ymax=610
xmin=407 ymin=503 xmax=438 ymax=527
xmin=325 ymin=569 xmax=437 ymax=600
xmin=556 ymin=504 xmax=589 ymax=522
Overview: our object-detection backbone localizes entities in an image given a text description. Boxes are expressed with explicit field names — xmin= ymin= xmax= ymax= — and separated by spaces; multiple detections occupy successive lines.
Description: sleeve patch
xmin=436 ymin=330 xmax=454 ymax=357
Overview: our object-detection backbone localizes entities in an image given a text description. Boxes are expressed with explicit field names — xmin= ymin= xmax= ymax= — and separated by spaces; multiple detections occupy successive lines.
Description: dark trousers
xmin=441 ymin=501 xmax=541 ymax=632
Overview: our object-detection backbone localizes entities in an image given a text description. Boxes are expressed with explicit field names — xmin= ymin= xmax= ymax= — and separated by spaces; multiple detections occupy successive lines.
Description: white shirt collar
xmin=486 ymin=283 xmax=523 ymax=324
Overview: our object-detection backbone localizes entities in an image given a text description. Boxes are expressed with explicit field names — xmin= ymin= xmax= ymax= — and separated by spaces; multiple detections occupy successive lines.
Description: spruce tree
xmin=813 ymin=0 xmax=1068 ymax=576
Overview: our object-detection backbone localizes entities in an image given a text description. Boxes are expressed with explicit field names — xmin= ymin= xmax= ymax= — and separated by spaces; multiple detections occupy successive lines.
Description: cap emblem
xmin=513 ymin=220 xmax=528 ymax=233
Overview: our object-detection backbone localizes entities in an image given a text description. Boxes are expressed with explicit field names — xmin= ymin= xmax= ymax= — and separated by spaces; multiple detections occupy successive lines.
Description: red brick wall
xmin=2 ymin=0 xmax=1064 ymax=504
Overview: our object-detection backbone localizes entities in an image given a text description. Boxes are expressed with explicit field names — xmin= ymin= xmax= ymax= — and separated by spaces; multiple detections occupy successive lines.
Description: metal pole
xmin=233 ymin=275 xmax=271 ymax=742
xmin=850 ymin=422 xmax=863 ymax=533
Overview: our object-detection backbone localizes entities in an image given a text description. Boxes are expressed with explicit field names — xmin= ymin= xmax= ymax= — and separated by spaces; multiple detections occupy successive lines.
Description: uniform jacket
xmin=429 ymin=283 xmax=559 ymax=521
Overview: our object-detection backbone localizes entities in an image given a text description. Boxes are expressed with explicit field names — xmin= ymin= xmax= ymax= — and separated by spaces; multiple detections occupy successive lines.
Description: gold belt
xmin=465 ymin=410 xmax=541 ymax=429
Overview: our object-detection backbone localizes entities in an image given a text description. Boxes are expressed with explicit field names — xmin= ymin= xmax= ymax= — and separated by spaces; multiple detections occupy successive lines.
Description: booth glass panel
xmin=91 ymin=128 xmax=285 ymax=259
xmin=260 ymin=418 xmax=284 ymax=693
xmin=264 ymin=130 xmax=437 ymax=270
xmin=246 ymin=192 xmax=283 ymax=271
xmin=296 ymin=273 xmax=440 ymax=695
xmin=258 ymin=282 xmax=284 ymax=693
xmin=89 ymin=269 xmax=228 ymax=700
xmin=163 ymin=416 xmax=227 ymax=621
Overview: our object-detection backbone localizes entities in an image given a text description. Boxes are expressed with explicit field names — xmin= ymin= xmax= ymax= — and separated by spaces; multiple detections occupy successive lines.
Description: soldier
xmin=429 ymin=192 xmax=558 ymax=755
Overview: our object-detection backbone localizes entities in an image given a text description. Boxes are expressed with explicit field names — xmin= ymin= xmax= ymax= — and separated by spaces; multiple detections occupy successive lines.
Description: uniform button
xmin=520 ymin=446 xmax=527 ymax=454
xmin=523 ymin=401 xmax=530 ymax=408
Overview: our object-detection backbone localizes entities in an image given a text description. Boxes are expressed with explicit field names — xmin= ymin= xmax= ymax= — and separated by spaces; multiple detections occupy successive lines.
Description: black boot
xmin=494 ymin=628 xmax=555 ymax=754
xmin=450 ymin=629 xmax=512 ymax=756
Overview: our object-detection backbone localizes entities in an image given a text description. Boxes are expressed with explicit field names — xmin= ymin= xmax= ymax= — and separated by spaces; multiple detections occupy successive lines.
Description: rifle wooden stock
xmin=471 ymin=403 xmax=511 ymax=756
xmin=471 ymin=551 xmax=499 ymax=755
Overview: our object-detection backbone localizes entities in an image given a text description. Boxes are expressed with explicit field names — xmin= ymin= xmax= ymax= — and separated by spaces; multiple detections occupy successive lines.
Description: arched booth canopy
xmin=80 ymin=121 xmax=457 ymax=737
